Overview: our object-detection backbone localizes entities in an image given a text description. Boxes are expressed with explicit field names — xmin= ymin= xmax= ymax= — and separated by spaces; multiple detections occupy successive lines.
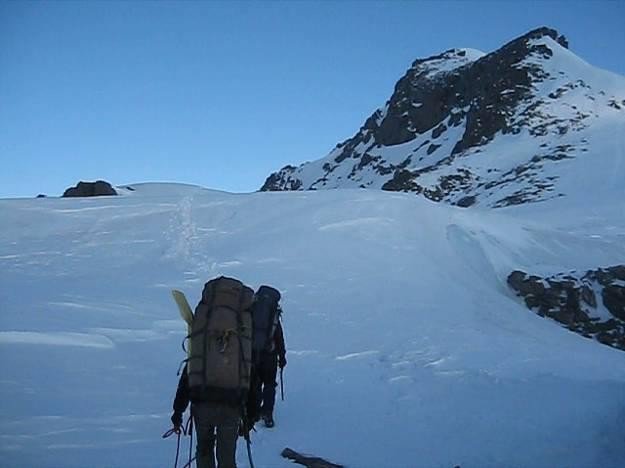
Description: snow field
xmin=1 ymin=184 xmax=624 ymax=467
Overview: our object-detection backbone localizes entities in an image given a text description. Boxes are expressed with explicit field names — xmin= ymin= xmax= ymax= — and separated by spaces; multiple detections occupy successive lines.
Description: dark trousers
xmin=192 ymin=401 xmax=240 ymax=468
xmin=255 ymin=352 xmax=278 ymax=416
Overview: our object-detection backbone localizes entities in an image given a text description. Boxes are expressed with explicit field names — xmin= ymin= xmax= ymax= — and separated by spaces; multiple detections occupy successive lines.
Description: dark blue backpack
xmin=252 ymin=286 xmax=281 ymax=359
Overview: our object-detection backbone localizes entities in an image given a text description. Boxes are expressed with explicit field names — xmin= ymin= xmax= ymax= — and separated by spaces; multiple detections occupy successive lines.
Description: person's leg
xmin=192 ymin=403 xmax=217 ymax=468
xmin=261 ymin=353 xmax=279 ymax=416
xmin=215 ymin=405 xmax=241 ymax=468
xmin=256 ymin=357 xmax=268 ymax=415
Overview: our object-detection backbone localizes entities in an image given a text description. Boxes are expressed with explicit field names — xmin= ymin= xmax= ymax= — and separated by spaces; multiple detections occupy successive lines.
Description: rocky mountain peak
xmin=517 ymin=26 xmax=568 ymax=49
xmin=261 ymin=27 xmax=624 ymax=209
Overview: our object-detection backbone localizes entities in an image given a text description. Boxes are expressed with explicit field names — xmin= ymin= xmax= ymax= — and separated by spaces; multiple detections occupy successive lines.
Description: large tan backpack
xmin=187 ymin=276 xmax=254 ymax=404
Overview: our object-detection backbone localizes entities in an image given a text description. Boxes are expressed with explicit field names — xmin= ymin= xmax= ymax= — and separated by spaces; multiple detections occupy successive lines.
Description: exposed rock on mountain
xmin=261 ymin=27 xmax=625 ymax=208
xmin=508 ymin=266 xmax=625 ymax=351
xmin=62 ymin=181 xmax=117 ymax=197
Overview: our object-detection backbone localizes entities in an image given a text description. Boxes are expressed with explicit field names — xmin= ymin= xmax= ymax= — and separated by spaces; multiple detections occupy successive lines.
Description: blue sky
xmin=1 ymin=0 xmax=624 ymax=198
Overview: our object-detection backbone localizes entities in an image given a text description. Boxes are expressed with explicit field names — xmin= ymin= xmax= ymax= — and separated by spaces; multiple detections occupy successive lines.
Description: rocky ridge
xmin=261 ymin=27 xmax=625 ymax=208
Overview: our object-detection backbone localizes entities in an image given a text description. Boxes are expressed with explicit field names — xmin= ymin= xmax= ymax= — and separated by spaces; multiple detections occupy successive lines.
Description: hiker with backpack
xmin=169 ymin=277 xmax=260 ymax=468
xmin=250 ymin=286 xmax=287 ymax=428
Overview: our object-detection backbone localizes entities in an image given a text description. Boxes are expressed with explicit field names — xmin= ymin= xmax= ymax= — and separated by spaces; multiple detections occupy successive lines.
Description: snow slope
xmin=1 ymin=183 xmax=625 ymax=468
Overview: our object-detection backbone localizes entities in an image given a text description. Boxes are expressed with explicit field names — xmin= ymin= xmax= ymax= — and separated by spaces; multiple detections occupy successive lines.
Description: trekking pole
xmin=245 ymin=431 xmax=256 ymax=468
xmin=280 ymin=367 xmax=285 ymax=401
xmin=241 ymin=405 xmax=256 ymax=468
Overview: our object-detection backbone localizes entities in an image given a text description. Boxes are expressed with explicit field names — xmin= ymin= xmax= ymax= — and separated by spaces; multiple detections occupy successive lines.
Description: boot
xmin=262 ymin=413 xmax=274 ymax=428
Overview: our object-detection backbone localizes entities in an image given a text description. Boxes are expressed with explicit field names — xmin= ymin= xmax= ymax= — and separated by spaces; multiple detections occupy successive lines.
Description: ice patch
xmin=389 ymin=375 xmax=412 ymax=383
xmin=48 ymin=301 xmax=94 ymax=310
xmin=335 ymin=350 xmax=379 ymax=361
xmin=0 ymin=332 xmax=114 ymax=348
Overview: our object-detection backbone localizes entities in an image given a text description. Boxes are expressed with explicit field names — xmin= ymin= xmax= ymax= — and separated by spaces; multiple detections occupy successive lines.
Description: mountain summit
xmin=261 ymin=27 xmax=625 ymax=208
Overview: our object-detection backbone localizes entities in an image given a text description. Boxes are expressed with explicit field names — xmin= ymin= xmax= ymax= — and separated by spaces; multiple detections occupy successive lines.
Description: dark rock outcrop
xmin=508 ymin=266 xmax=625 ymax=350
xmin=261 ymin=166 xmax=301 ymax=192
xmin=62 ymin=181 xmax=117 ymax=197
